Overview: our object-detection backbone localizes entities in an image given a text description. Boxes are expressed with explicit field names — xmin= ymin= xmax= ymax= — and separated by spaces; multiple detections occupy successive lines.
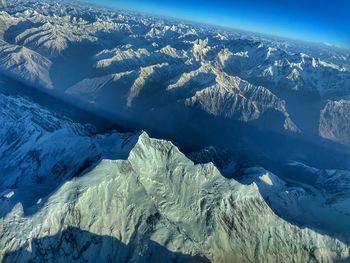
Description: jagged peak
xmin=128 ymin=130 xmax=185 ymax=163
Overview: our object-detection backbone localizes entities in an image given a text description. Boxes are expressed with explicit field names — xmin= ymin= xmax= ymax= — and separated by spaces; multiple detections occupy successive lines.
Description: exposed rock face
xmin=14 ymin=21 xmax=95 ymax=57
xmin=181 ymin=65 xmax=298 ymax=131
xmin=216 ymin=42 xmax=350 ymax=98
xmin=1 ymin=1 xmax=350 ymax=262
xmin=1 ymin=0 xmax=349 ymax=136
xmin=0 ymin=40 xmax=52 ymax=88
xmin=320 ymin=100 xmax=350 ymax=145
xmin=0 ymin=93 xmax=138 ymax=217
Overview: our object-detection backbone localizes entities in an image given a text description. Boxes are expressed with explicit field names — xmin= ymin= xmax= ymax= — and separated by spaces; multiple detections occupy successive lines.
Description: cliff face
xmin=320 ymin=100 xmax=350 ymax=145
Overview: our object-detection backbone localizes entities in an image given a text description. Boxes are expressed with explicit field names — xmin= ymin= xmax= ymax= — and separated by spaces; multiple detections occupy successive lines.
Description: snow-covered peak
xmin=1 ymin=93 xmax=349 ymax=262
xmin=0 ymin=40 xmax=52 ymax=88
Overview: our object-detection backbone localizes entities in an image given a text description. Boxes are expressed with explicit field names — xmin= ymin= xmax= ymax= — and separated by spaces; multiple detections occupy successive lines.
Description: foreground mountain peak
xmin=1 ymin=94 xmax=349 ymax=262
xmin=1 ymin=0 xmax=350 ymax=262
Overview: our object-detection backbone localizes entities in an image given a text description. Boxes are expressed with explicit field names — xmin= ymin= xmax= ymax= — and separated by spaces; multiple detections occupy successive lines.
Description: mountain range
xmin=1 ymin=0 xmax=350 ymax=262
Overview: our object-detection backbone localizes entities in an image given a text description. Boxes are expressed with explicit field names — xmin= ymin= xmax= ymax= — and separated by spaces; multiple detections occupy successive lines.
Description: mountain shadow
xmin=3 ymin=227 xmax=210 ymax=263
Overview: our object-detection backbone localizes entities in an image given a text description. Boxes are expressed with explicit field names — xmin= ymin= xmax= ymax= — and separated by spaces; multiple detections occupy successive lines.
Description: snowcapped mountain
xmin=216 ymin=41 xmax=350 ymax=98
xmin=320 ymin=100 xmax=350 ymax=145
xmin=1 ymin=0 xmax=350 ymax=262
xmin=1 ymin=92 xmax=350 ymax=263
xmin=0 ymin=93 xmax=138 ymax=217
xmin=0 ymin=40 xmax=52 ymax=88
xmin=0 ymin=0 xmax=349 ymax=138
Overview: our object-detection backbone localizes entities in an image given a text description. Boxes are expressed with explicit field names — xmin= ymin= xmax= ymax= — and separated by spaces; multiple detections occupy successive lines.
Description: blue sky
xmin=85 ymin=0 xmax=350 ymax=47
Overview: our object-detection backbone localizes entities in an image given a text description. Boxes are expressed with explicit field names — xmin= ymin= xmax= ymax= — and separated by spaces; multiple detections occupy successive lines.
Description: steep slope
xmin=172 ymin=64 xmax=298 ymax=131
xmin=234 ymin=164 xmax=350 ymax=242
xmin=95 ymin=48 xmax=152 ymax=69
xmin=2 ymin=134 xmax=350 ymax=263
xmin=1 ymin=92 xmax=350 ymax=263
xmin=0 ymin=93 xmax=138 ymax=217
xmin=0 ymin=40 xmax=52 ymax=88
xmin=0 ymin=11 xmax=19 ymax=38
xmin=217 ymin=42 xmax=350 ymax=99
xmin=320 ymin=100 xmax=350 ymax=145
xmin=1 ymin=2 xmax=350 ymax=263
xmin=14 ymin=21 xmax=94 ymax=57
xmin=5 ymin=0 xmax=349 ymax=135
xmin=2 ymin=2 xmax=125 ymax=58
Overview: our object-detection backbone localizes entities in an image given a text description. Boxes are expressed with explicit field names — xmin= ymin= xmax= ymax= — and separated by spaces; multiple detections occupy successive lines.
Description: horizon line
xmin=79 ymin=0 xmax=349 ymax=50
